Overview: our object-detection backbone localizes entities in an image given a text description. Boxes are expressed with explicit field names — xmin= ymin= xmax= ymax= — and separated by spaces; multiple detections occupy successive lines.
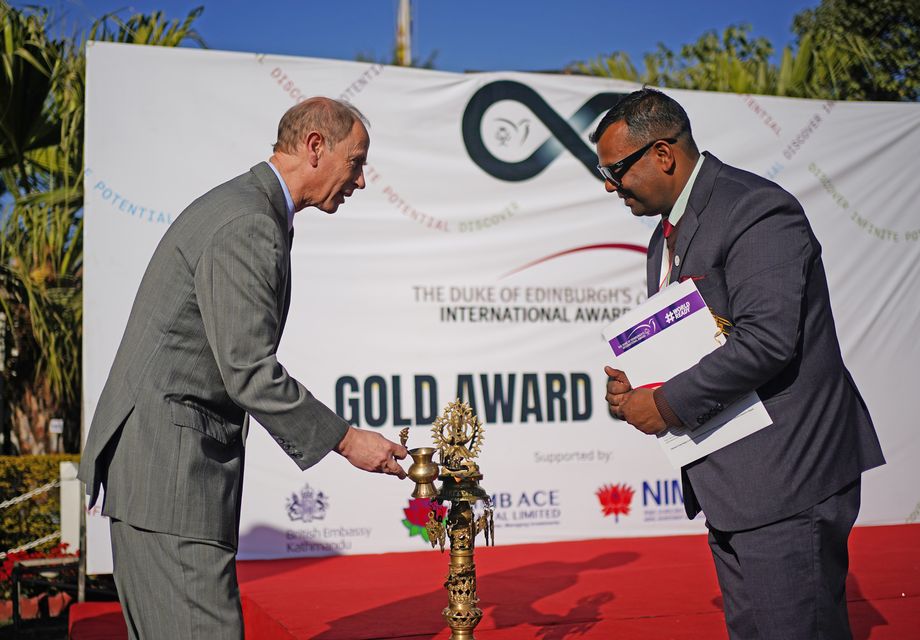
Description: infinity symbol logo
xmin=462 ymin=80 xmax=626 ymax=182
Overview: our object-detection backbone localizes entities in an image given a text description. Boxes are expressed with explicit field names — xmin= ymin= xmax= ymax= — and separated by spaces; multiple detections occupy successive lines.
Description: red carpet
xmin=69 ymin=524 xmax=919 ymax=639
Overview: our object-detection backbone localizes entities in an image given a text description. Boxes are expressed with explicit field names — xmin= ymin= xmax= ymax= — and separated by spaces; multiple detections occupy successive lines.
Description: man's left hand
xmin=620 ymin=388 xmax=667 ymax=435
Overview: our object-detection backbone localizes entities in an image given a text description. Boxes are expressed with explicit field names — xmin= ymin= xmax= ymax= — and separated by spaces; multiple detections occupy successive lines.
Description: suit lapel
xmin=250 ymin=162 xmax=289 ymax=231
xmin=669 ymin=152 xmax=721 ymax=284
xmin=670 ymin=210 xmax=699 ymax=284
xmin=278 ymin=229 xmax=293 ymax=339
xmin=647 ymin=227 xmax=665 ymax=296
xmin=250 ymin=162 xmax=294 ymax=343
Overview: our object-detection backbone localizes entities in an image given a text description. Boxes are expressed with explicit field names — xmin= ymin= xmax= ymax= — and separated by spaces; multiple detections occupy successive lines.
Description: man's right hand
xmin=334 ymin=427 xmax=408 ymax=479
xmin=605 ymin=366 xmax=632 ymax=419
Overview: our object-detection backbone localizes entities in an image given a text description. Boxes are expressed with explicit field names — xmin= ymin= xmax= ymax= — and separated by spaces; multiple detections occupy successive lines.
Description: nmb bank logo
xmin=640 ymin=478 xmax=686 ymax=522
xmin=596 ymin=479 xmax=685 ymax=524
xmin=490 ymin=489 xmax=562 ymax=528
xmin=461 ymin=80 xmax=627 ymax=182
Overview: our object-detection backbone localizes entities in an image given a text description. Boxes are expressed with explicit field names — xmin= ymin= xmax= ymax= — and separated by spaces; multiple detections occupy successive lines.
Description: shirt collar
xmin=663 ymin=154 xmax=705 ymax=227
xmin=267 ymin=160 xmax=296 ymax=230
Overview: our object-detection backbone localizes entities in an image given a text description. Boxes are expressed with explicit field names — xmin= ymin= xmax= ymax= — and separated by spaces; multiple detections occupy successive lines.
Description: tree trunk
xmin=10 ymin=384 xmax=56 ymax=455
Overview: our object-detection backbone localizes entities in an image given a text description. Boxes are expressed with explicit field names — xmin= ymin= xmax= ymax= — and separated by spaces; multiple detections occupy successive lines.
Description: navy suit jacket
xmin=648 ymin=153 xmax=884 ymax=531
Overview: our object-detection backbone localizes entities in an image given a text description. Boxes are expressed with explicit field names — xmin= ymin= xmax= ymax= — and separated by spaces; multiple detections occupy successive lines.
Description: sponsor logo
xmin=596 ymin=483 xmax=635 ymax=523
xmin=284 ymin=527 xmax=372 ymax=554
xmin=461 ymin=80 xmax=626 ymax=182
xmin=491 ymin=490 xmax=562 ymax=528
xmin=401 ymin=498 xmax=448 ymax=542
xmin=286 ymin=482 xmax=329 ymax=523
xmin=640 ymin=478 xmax=686 ymax=522
xmin=597 ymin=480 xmax=686 ymax=524
xmin=284 ymin=483 xmax=373 ymax=554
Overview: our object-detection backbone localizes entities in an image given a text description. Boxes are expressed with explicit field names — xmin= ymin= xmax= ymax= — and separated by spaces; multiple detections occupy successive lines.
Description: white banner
xmin=83 ymin=42 xmax=920 ymax=573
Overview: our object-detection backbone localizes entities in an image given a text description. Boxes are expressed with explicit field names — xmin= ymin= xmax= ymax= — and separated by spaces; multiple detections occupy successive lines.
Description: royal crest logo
xmin=596 ymin=483 xmax=636 ymax=523
xmin=286 ymin=483 xmax=329 ymax=523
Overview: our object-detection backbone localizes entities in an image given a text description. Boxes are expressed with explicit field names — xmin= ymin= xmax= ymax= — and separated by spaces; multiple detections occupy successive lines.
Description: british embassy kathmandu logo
xmin=286 ymin=483 xmax=329 ymax=523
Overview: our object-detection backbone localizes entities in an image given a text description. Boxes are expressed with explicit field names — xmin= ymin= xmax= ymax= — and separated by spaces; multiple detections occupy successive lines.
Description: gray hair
xmin=273 ymin=97 xmax=369 ymax=153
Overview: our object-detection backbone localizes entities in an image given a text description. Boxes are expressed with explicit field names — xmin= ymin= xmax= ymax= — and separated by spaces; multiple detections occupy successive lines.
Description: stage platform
xmin=69 ymin=524 xmax=918 ymax=639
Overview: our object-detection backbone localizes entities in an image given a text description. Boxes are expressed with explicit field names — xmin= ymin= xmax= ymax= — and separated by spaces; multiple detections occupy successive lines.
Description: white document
xmin=602 ymin=279 xmax=772 ymax=468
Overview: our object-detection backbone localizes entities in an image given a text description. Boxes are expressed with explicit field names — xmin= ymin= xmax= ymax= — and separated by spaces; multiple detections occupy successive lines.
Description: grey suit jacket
xmin=79 ymin=162 xmax=350 ymax=546
xmin=647 ymin=153 xmax=885 ymax=531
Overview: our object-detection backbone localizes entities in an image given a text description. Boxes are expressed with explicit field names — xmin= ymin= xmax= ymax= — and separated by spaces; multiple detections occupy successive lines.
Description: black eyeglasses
xmin=596 ymin=137 xmax=678 ymax=188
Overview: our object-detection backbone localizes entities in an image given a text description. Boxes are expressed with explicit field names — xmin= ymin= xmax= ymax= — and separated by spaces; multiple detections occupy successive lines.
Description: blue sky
xmin=29 ymin=0 xmax=819 ymax=72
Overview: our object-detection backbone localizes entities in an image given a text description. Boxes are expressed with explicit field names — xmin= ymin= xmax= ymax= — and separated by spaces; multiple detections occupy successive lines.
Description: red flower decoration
xmin=0 ymin=542 xmax=77 ymax=598
xmin=402 ymin=498 xmax=447 ymax=542
xmin=596 ymin=483 xmax=636 ymax=523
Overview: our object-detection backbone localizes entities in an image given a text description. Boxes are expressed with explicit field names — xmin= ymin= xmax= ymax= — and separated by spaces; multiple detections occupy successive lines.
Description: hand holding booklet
xmin=601 ymin=279 xmax=772 ymax=469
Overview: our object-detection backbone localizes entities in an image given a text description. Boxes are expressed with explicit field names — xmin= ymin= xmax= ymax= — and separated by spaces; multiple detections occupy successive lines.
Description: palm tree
xmin=571 ymin=22 xmax=878 ymax=100
xmin=0 ymin=2 xmax=204 ymax=454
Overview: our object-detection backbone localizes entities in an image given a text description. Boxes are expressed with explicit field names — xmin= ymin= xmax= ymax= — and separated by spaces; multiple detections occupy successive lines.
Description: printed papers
xmin=602 ymin=279 xmax=772 ymax=468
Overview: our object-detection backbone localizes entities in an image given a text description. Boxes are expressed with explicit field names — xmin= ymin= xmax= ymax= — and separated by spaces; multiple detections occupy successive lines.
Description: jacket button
xmin=697 ymin=416 xmax=706 ymax=424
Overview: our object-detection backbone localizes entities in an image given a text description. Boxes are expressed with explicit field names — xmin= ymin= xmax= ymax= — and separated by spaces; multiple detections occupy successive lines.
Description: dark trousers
xmin=110 ymin=519 xmax=243 ymax=640
xmin=707 ymin=478 xmax=861 ymax=640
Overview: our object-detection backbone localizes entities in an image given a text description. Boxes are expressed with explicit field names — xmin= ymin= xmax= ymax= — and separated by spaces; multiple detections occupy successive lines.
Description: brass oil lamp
xmin=400 ymin=399 xmax=495 ymax=640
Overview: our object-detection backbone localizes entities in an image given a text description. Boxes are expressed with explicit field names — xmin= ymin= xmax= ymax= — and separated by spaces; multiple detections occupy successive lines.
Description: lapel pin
xmin=674 ymin=255 xmax=681 ymax=267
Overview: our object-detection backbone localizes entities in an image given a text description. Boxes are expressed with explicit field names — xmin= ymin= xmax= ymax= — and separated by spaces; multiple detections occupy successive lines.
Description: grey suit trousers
xmin=110 ymin=519 xmax=243 ymax=640
xmin=707 ymin=478 xmax=861 ymax=640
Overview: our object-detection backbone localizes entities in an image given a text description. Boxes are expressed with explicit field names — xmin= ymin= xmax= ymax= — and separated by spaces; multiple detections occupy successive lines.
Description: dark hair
xmin=589 ymin=88 xmax=694 ymax=146
xmin=273 ymin=97 xmax=369 ymax=153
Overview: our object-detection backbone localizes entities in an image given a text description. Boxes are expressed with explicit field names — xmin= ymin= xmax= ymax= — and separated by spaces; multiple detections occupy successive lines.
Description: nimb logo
xmin=286 ymin=483 xmax=329 ymax=523
xmin=596 ymin=483 xmax=636 ymax=523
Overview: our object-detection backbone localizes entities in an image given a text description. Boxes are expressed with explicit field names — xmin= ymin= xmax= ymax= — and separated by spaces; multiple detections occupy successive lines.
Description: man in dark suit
xmin=591 ymin=88 xmax=884 ymax=639
xmin=79 ymin=97 xmax=408 ymax=639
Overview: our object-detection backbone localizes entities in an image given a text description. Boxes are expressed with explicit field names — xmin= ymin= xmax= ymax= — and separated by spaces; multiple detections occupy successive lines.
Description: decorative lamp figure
xmin=400 ymin=399 xmax=495 ymax=640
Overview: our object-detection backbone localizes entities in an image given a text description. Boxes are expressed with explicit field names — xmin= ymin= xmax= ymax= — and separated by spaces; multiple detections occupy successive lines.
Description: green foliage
xmin=572 ymin=0 xmax=918 ymax=101
xmin=89 ymin=6 xmax=206 ymax=48
xmin=792 ymin=0 xmax=920 ymax=100
xmin=0 ymin=454 xmax=78 ymax=559
xmin=0 ymin=2 xmax=205 ymax=455
xmin=0 ymin=1 xmax=84 ymax=455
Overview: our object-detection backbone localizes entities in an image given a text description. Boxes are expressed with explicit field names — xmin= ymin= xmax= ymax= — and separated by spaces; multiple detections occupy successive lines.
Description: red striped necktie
xmin=662 ymin=219 xmax=674 ymax=239
xmin=662 ymin=218 xmax=677 ymax=280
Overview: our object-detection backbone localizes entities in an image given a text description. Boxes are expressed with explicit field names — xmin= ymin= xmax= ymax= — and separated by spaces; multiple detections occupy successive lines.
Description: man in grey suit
xmin=592 ymin=89 xmax=884 ymax=639
xmin=79 ymin=97 xmax=408 ymax=639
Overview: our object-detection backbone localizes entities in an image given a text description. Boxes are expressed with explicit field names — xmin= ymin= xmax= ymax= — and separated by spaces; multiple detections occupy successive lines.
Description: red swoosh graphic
xmin=502 ymin=243 xmax=648 ymax=278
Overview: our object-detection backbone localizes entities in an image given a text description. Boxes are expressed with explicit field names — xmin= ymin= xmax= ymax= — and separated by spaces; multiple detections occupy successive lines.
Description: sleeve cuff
xmin=653 ymin=387 xmax=683 ymax=428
